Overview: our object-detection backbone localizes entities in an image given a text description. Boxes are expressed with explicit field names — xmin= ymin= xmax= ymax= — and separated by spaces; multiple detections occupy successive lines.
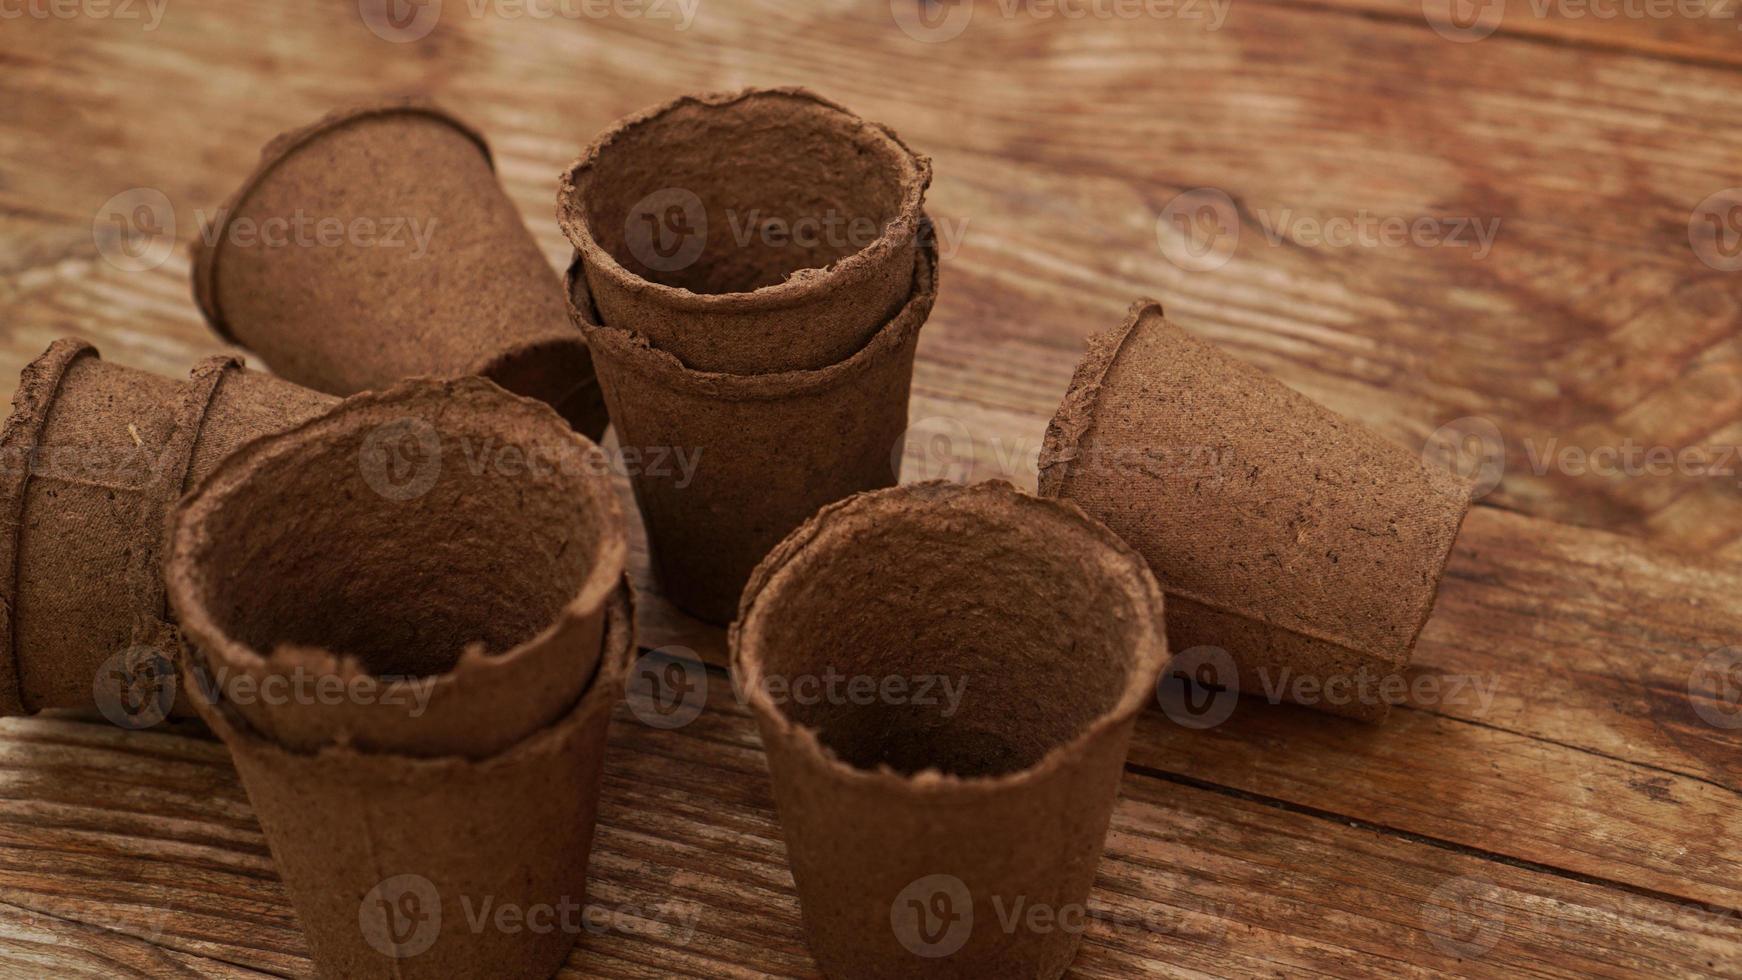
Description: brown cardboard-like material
xmin=0 ymin=339 xmax=337 ymax=718
xmin=165 ymin=377 xmax=626 ymax=758
xmin=192 ymin=101 xmax=607 ymax=437
xmin=731 ymin=481 xmax=1168 ymax=980
xmin=557 ymin=87 xmax=931 ymax=374
xmin=566 ymin=233 xmax=938 ymax=624
xmin=182 ymin=582 xmax=634 ymax=980
xmin=1038 ymin=301 xmax=1473 ymax=722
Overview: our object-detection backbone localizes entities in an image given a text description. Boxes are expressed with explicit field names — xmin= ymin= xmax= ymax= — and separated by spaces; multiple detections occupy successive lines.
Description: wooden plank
xmin=1 ymin=684 xmax=1736 ymax=979
xmin=3 ymin=0 xmax=1741 ymax=556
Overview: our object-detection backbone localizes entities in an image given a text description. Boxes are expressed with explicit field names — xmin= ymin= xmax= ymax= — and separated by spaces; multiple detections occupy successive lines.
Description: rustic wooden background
xmin=2 ymin=0 xmax=1739 ymax=977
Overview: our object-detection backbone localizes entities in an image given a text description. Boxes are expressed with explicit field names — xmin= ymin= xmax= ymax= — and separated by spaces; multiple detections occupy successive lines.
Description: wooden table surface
xmin=2 ymin=1 xmax=1739 ymax=977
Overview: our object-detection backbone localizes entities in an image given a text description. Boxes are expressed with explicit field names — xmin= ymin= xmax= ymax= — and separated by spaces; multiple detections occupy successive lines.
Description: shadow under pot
xmin=164 ymin=376 xmax=627 ymax=758
xmin=730 ymin=480 xmax=1169 ymax=980
xmin=558 ymin=87 xmax=932 ymax=374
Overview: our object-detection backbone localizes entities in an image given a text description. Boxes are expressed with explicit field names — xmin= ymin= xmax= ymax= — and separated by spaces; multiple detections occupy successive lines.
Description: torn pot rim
xmin=183 ymin=580 xmax=636 ymax=770
xmin=555 ymin=86 xmax=933 ymax=315
xmin=163 ymin=375 xmax=628 ymax=692
xmin=0 ymin=337 xmax=103 ymax=715
xmin=563 ymin=229 xmax=938 ymax=393
xmin=728 ymin=479 xmax=1169 ymax=795
xmin=190 ymin=98 xmax=496 ymax=348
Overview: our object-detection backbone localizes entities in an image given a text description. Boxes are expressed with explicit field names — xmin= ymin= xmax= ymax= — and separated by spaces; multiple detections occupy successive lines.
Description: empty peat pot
xmin=730 ymin=481 xmax=1168 ymax=980
xmin=1039 ymin=301 xmax=1473 ymax=721
xmin=193 ymin=101 xmax=607 ymax=437
xmin=0 ymin=339 xmax=337 ymax=719
xmin=164 ymin=377 xmax=626 ymax=757
xmin=566 ymin=233 xmax=938 ymax=624
xmin=185 ymin=582 xmax=634 ymax=980
xmin=557 ymin=87 xmax=931 ymax=374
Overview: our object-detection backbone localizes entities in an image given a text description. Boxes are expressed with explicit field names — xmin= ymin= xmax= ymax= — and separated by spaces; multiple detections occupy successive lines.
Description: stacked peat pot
xmin=0 ymin=341 xmax=338 ymax=720
xmin=556 ymin=87 xmax=938 ymax=623
xmin=0 ymin=90 xmax=1480 ymax=980
xmin=164 ymin=379 xmax=631 ymax=978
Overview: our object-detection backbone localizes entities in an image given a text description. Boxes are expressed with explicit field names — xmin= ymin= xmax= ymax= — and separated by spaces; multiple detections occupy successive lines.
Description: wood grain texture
xmin=0 ymin=0 xmax=1738 ymax=976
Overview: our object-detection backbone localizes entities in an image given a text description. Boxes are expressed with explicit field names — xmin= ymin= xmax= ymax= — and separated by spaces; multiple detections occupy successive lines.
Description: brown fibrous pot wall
xmin=1039 ymin=300 xmax=1473 ymax=721
xmin=731 ymin=481 xmax=1168 ymax=980
xmin=558 ymin=87 xmax=931 ymax=375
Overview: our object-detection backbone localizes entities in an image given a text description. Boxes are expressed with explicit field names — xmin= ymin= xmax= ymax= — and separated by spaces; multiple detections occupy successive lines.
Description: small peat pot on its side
xmin=558 ymin=87 xmax=931 ymax=374
xmin=193 ymin=101 xmax=606 ymax=437
xmin=0 ymin=339 xmax=337 ymax=721
xmin=566 ymin=232 xmax=938 ymax=625
xmin=164 ymin=376 xmax=627 ymax=758
xmin=185 ymin=582 xmax=635 ymax=980
xmin=730 ymin=481 xmax=1168 ymax=980
xmin=1039 ymin=301 xmax=1473 ymax=721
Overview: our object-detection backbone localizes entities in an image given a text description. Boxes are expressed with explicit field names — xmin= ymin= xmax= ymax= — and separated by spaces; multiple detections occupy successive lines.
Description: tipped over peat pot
xmin=566 ymin=235 xmax=938 ymax=624
xmin=0 ymin=339 xmax=337 ymax=720
xmin=557 ymin=87 xmax=932 ymax=375
xmin=165 ymin=377 xmax=633 ymax=979
xmin=1039 ymin=301 xmax=1473 ymax=721
xmin=192 ymin=101 xmax=607 ymax=437
xmin=730 ymin=481 xmax=1168 ymax=980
